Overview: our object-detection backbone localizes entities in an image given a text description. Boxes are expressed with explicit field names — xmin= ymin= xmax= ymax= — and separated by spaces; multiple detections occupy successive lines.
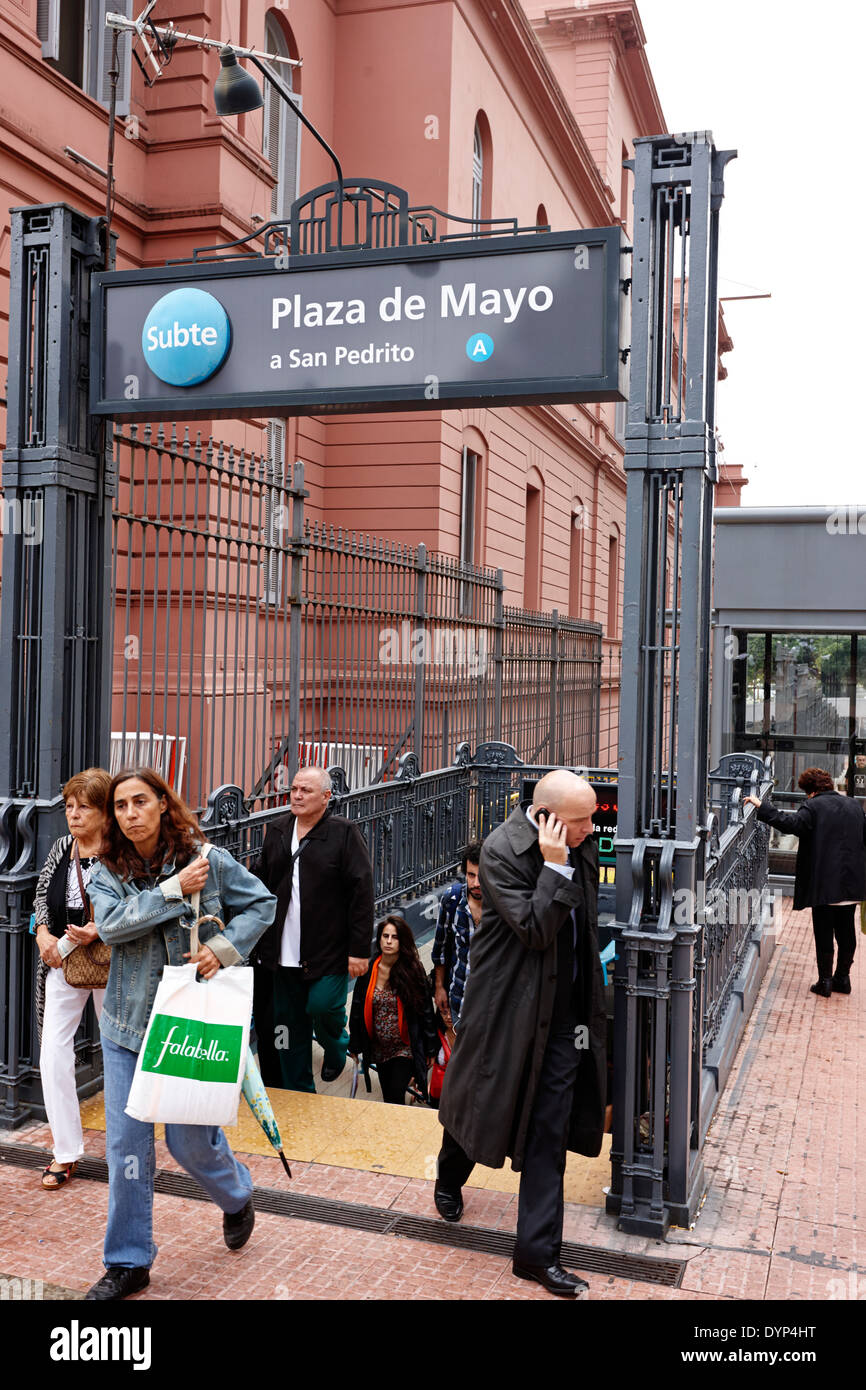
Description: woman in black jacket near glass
xmin=746 ymin=767 xmax=866 ymax=997
xmin=349 ymin=916 xmax=436 ymax=1104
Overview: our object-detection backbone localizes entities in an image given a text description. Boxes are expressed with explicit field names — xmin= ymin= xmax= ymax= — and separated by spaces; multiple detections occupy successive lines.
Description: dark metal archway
xmin=0 ymin=141 xmax=774 ymax=1245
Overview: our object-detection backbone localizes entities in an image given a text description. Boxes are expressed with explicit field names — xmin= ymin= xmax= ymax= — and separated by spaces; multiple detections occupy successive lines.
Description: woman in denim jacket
xmin=84 ymin=768 xmax=276 ymax=1302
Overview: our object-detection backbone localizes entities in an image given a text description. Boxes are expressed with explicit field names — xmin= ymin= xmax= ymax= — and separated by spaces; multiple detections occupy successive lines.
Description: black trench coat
xmin=438 ymin=807 xmax=607 ymax=1170
xmin=757 ymin=790 xmax=866 ymax=910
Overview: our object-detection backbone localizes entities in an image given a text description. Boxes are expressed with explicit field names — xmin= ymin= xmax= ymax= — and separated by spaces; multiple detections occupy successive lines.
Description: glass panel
xmin=769 ymin=633 xmax=852 ymax=792
xmin=742 ymin=632 xmax=768 ymax=734
xmin=732 ymin=631 xmax=858 ymax=797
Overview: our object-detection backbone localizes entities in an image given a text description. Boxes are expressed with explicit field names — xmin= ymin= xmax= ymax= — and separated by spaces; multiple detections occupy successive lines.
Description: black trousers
xmin=377 ymin=1056 xmax=415 ymax=1105
xmin=438 ymin=1018 xmax=581 ymax=1266
xmin=811 ymin=904 xmax=857 ymax=974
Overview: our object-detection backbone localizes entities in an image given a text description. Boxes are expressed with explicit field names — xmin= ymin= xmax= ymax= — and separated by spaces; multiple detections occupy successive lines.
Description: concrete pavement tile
xmin=677 ymin=1246 xmax=771 ymax=1299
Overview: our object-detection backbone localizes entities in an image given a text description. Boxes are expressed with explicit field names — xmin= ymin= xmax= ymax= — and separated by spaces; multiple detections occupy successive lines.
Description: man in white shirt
xmin=252 ymin=766 xmax=373 ymax=1090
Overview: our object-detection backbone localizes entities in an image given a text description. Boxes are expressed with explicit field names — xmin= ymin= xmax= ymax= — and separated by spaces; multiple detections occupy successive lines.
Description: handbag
xmin=62 ymin=844 xmax=111 ymax=989
xmin=124 ymin=845 xmax=253 ymax=1126
xmin=428 ymin=1025 xmax=453 ymax=1106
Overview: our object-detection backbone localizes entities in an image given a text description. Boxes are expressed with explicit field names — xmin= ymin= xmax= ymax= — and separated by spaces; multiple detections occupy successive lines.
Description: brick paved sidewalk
xmin=0 ymin=896 xmax=861 ymax=1310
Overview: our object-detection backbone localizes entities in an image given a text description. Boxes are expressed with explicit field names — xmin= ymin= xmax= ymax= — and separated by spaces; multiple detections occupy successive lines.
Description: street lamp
xmin=102 ymin=6 xmax=346 ymax=255
xmin=211 ymin=45 xmax=344 ymax=201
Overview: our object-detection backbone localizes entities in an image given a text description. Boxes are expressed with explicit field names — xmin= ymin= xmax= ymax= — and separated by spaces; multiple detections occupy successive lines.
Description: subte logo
xmin=141 ymin=287 xmax=231 ymax=387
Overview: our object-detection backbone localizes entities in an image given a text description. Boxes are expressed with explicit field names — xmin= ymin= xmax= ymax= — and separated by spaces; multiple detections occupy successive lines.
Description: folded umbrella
xmin=242 ymin=1050 xmax=292 ymax=1178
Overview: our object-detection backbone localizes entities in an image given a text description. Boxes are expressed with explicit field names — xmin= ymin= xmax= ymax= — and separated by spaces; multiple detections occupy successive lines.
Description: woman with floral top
xmin=349 ymin=915 xmax=436 ymax=1104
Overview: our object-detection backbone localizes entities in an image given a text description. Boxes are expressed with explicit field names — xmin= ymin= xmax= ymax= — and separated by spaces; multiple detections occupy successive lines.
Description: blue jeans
xmin=101 ymin=1033 xmax=253 ymax=1269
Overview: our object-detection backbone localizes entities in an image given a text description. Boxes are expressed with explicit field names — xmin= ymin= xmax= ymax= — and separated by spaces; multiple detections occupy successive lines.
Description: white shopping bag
xmin=125 ymin=846 xmax=253 ymax=1127
xmin=125 ymin=960 xmax=253 ymax=1126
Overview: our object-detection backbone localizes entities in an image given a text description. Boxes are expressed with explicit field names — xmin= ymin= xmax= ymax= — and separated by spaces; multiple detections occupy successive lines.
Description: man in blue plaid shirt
xmin=432 ymin=842 xmax=484 ymax=1030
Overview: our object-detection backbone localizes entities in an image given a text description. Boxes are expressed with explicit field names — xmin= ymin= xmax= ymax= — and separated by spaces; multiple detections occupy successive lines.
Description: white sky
xmin=636 ymin=0 xmax=866 ymax=507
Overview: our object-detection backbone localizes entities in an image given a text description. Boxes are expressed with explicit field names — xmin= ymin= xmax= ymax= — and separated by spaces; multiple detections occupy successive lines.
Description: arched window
xmin=524 ymin=468 xmax=544 ymax=610
xmin=264 ymin=13 xmax=302 ymax=220
xmin=472 ymin=125 xmax=484 ymax=233
xmin=472 ymin=113 xmax=492 ymax=234
xmin=536 ymin=203 xmax=549 ymax=231
xmin=459 ymin=429 xmax=487 ymax=614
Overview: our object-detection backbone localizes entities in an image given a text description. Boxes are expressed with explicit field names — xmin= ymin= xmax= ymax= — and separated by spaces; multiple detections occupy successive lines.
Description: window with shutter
xmin=261 ymin=420 xmax=287 ymax=605
xmin=92 ymin=0 xmax=132 ymax=117
xmin=263 ymin=15 xmax=302 ymax=220
xmin=37 ymin=0 xmax=61 ymax=61
xmin=39 ymin=0 xmax=131 ymax=113
xmin=472 ymin=125 xmax=483 ymax=234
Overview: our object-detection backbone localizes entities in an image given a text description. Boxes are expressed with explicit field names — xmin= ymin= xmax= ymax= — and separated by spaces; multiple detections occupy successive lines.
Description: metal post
xmin=0 ymin=203 xmax=115 ymax=1124
xmin=493 ymin=570 xmax=505 ymax=745
xmin=607 ymin=135 xmax=737 ymax=1236
xmin=549 ymin=609 xmax=560 ymax=763
xmin=286 ymin=460 xmax=308 ymax=790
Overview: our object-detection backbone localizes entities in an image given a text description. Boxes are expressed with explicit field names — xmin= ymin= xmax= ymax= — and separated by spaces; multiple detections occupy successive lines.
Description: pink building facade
xmin=0 ymin=0 xmax=731 ymax=775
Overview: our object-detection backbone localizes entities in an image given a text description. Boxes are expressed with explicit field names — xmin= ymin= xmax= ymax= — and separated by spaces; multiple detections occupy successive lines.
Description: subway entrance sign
xmin=91 ymin=228 xmax=628 ymax=421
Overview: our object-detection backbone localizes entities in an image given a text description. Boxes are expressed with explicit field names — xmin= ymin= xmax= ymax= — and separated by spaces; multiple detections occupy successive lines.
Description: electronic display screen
xmin=520 ymin=777 xmax=618 ymax=885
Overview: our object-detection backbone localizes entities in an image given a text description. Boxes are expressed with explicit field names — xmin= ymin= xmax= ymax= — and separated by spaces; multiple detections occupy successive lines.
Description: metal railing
xmin=1 ymin=743 xmax=769 ymax=1128
xmin=3 ymin=744 xmax=614 ymax=1122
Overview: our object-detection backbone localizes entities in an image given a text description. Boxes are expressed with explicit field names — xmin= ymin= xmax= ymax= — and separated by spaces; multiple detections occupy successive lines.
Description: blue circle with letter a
xmin=466 ymin=332 xmax=494 ymax=362
xmin=142 ymin=288 xmax=231 ymax=387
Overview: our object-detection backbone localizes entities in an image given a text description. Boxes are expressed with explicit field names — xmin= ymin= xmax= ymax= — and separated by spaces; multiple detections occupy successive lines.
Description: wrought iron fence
xmin=198 ymin=741 xmax=618 ymax=912
xmin=610 ymin=752 xmax=773 ymax=1229
xmin=4 ymin=744 xmax=614 ymax=1122
xmin=1 ymin=738 xmax=770 ymax=1136
xmin=110 ymin=424 xmax=603 ymax=812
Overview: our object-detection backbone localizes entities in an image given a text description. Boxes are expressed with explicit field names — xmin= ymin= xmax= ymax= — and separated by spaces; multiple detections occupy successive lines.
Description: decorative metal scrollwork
xmin=453 ymin=742 xmax=472 ymax=768
xmin=201 ymin=784 xmax=245 ymax=829
xmin=473 ymin=742 xmax=520 ymax=768
xmin=395 ymin=753 xmax=420 ymax=782
xmin=327 ymin=766 xmax=350 ymax=797
xmin=186 ymin=179 xmax=546 ymax=266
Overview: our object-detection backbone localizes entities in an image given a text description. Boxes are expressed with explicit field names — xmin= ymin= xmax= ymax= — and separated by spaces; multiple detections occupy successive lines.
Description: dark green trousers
xmin=264 ymin=967 xmax=350 ymax=1093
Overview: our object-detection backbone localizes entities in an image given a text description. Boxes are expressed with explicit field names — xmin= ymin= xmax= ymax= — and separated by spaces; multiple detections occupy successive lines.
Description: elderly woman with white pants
xmin=33 ymin=767 xmax=112 ymax=1189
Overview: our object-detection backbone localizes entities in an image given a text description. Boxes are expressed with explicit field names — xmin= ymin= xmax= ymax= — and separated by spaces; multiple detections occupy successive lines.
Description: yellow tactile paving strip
xmin=79 ymin=1090 xmax=611 ymax=1206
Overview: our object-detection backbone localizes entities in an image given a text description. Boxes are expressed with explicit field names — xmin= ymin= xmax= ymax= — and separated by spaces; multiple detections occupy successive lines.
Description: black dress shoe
xmin=512 ymin=1261 xmax=589 ymax=1298
xmin=321 ymin=1057 xmax=347 ymax=1083
xmin=810 ymin=977 xmax=833 ymax=997
xmin=85 ymin=1266 xmax=150 ymax=1301
xmin=223 ymin=1197 xmax=255 ymax=1250
xmin=832 ymin=973 xmax=852 ymax=994
xmin=433 ymin=1182 xmax=464 ymax=1222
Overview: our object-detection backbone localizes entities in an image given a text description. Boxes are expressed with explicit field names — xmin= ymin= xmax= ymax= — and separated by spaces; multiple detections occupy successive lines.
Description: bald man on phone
xmin=434 ymin=770 xmax=607 ymax=1298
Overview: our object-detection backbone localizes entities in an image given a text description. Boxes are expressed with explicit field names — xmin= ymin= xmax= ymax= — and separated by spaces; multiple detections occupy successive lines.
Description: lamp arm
xmin=247 ymin=53 xmax=344 ymax=201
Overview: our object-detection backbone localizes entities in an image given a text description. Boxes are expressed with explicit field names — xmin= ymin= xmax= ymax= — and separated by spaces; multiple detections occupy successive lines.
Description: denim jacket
xmin=88 ymin=844 xmax=277 ymax=1054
